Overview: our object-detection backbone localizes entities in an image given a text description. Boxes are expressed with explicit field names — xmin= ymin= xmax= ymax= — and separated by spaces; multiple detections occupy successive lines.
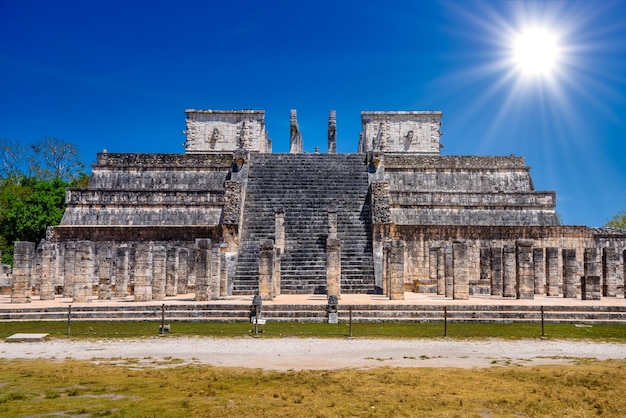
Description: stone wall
xmin=184 ymin=109 xmax=270 ymax=153
xmin=360 ymin=111 xmax=442 ymax=154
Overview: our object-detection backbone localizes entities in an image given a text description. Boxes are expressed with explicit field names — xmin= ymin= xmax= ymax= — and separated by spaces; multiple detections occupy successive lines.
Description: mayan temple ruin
xmin=6 ymin=109 xmax=626 ymax=304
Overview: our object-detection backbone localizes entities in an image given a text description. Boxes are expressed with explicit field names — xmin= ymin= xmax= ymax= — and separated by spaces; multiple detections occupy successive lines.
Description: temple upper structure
xmin=358 ymin=111 xmax=443 ymax=154
xmin=184 ymin=109 xmax=271 ymax=153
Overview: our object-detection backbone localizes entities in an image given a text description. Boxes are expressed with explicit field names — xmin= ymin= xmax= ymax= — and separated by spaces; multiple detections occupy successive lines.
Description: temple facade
xmin=8 ymin=109 xmax=626 ymax=303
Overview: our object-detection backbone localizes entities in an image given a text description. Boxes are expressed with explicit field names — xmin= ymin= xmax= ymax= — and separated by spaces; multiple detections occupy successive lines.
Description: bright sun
xmin=513 ymin=28 xmax=560 ymax=76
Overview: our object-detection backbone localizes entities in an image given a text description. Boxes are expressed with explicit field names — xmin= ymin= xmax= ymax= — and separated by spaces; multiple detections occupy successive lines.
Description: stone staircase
xmin=233 ymin=153 xmax=375 ymax=294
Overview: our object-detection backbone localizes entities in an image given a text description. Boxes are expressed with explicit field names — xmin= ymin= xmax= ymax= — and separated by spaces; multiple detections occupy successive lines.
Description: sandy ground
xmin=2 ymin=337 xmax=625 ymax=370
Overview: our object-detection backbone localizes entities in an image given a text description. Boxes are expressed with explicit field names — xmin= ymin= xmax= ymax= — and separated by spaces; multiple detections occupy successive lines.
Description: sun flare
xmin=513 ymin=28 xmax=560 ymax=76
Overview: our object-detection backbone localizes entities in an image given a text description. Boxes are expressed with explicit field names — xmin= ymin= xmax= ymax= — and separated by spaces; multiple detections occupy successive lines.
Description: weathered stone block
xmin=503 ymin=245 xmax=516 ymax=298
xmin=11 ymin=241 xmax=35 ymax=303
xmin=581 ymin=276 xmax=601 ymax=300
xmin=452 ymin=240 xmax=469 ymax=300
xmin=516 ymin=240 xmax=534 ymax=300
xmin=545 ymin=247 xmax=560 ymax=296
xmin=562 ymin=249 xmax=577 ymax=299
xmin=73 ymin=240 xmax=94 ymax=303
xmin=134 ymin=244 xmax=153 ymax=302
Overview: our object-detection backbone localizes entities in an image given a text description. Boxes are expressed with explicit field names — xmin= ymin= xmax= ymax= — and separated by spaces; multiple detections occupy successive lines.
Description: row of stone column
xmin=10 ymin=238 xmax=230 ymax=303
xmin=478 ymin=244 xmax=622 ymax=299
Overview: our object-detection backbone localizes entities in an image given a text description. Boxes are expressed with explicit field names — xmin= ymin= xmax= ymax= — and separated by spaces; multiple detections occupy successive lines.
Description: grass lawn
xmin=1 ymin=320 xmax=626 ymax=341
xmin=1 ymin=358 xmax=625 ymax=417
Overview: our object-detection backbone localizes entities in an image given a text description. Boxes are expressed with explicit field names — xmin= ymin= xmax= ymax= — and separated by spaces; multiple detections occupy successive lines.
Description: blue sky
xmin=1 ymin=0 xmax=625 ymax=227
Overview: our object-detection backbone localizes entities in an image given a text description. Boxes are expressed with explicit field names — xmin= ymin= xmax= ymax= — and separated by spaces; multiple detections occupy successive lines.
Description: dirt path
xmin=2 ymin=337 xmax=625 ymax=370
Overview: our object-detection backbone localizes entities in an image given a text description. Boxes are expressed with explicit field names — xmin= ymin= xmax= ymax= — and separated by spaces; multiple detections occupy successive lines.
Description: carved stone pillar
xmin=502 ymin=245 xmax=516 ymax=298
xmin=151 ymin=245 xmax=166 ymax=300
xmin=602 ymin=248 xmax=618 ymax=297
xmin=436 ymin=247 xmax=445 ymax=296
xmin=289 ymin=109 xmax=303 ymax=154
xmin=39 ymin=241 xmax=56 ymax=300
xmin=96 ymin=247 xmax=111 ymax=300
xmin=562 ymin=248 xmax=577 ymax=298
xmin=73 ymin=240 xmax=94 ymax=303
xmin=62 ymin=242 xmax=76 ymax=298
xmin=479 ymin=247 xmax=491 ymax=294
xmin=327 ymin=238 xmax=342 ymax=297
xmin=389 ymin=240 xmax=405 ymax=300
xmin=444 ymin=244 xmax=453 ymax=297
xmin=209 ymin=245 xmax=220 ymax=299
xmin=581 ymin=276 xmax=601 ymax=300
xmin=275 ymin=208 xmax=285 ymax=252
xmin=165 ymin=247 xmax=179 ymax=296
xmin=134 ymin=244 xmax=153 ymax=302
xmin=11 ymin=241 xmax=35 ymax=303
xmin=452 ymin=240 xmax=469 ymax=300
xmin=382 ymin=241 xmax=391 ymax=297
xmin=430 ymin=247 xmax=439 ymax=292
xmin=259 ymin=239 xmax=275 ymax=300
xmin=114 ymin=246 xmax=130 ymax=298
xmin=491 ymin=247 xmax=503 ymax=296
xmin=328 ymin=110 xmax=337 ymax=154
xmin=195 ymin=239 xmax=211 ymax=301
xmin=516 ymin=240 xmax=534 ymax=299
xmin=178 ymin=248 xmax=189 ymax=294
xmin=584 ymin=248 xmax=602 ymax=279
xmin=533 ymin=248 xmax=545 ymax=295
xmin=545 ymin=247 xmax=560 ymax=296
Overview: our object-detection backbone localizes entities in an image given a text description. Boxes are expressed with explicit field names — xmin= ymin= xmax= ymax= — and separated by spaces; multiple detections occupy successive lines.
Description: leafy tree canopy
xmin=605 ymin=210 xmax=626 ymax=229
xmin=0 ymin=137 xmax=88 ymax=264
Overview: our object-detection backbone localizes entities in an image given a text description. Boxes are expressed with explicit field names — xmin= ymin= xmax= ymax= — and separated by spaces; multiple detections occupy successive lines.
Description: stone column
xmin=195 ymin=239 xmax=211 ymax=301
xmin=209 ymin=245 xmax=221 ymax=299
xmin=382 ymin=241 xmax=391 ymax=297
xmin=479 ymin=247 xmax=491 ymax=293
xmin=289 ymin=109 xmax=303 ymax=154
xmin=602 ymin=248 xmax=618 ymax=297
xmin=259 ymin=239 xmax=275 ymax=300
xmin=11 ymin=241 xmax=35 ymax=303
xmin=274 ymin=208 xmax=285 ymax=251
xmin=562 ymin=248 xmax=577 ymax=298
xmin=273 ymin=247 xmax=281 ymax=298
xmin=328 ymin=110 xmax=337 ymax=154
xmin=134 ymin=244 xmax=153 ymax=302
xmin=533 ymin=248 xmax=545 ymax=294
xmin=444 ymin=244 xmax=453 ymax=297
xmin=96 ymin=248 xmax=112 ymax=300
xmin=452 ymin=240 xmax=469 ymax=300
xmin=178 ymin=248 xmax=189 ymax=294
xmin=151 ymin=245 xmax=166 ymax=300
xmin=62 ymin=242 xmax=76 ymax=297
xmin=327 ymin=238 xmax=342 ymax=297
xmin=584 ymin=248 xmax=602 ymax=279
xmin=389 ymin=240 xmax=405 ymax=300
xmin=502 ymin=245 xmax=516 ymax=298
xmin=73 ymin=240 xmax=94 ymax=303
xmin=165 ymin=247 xmax=179 ymax=296
xmin=436 ymin=247 xmax=445 ymax=295
xmin=581 ymin=276 xmax=601 ymax=300
xmin=516 ymin=240 xmax=534 ymax=299
xmin=491 ymin=247 xmax=503 ymax=296
xmin=39 ymin=241 xmax=56 ymax=300
xmin=545 ymin=247 xmax=560 ymax=296
xmin=33 ymin=243 xmax=43 ymax=296
xmin=114 ymin=246 xmax=130 ymax=298
xmin=430 ymin=247 xmax=440 ymax=292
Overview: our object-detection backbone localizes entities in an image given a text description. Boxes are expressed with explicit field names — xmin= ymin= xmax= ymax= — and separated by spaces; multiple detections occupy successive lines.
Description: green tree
xmin=605 ymin=210 xmax=626 ymax=229
xmin=0 ymin=177 xmax=69 ymax=264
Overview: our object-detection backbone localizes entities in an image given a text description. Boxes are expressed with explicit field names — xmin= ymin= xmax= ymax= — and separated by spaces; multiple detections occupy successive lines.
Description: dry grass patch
xmin=0 ymin=358 xmax=625 ymax=416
